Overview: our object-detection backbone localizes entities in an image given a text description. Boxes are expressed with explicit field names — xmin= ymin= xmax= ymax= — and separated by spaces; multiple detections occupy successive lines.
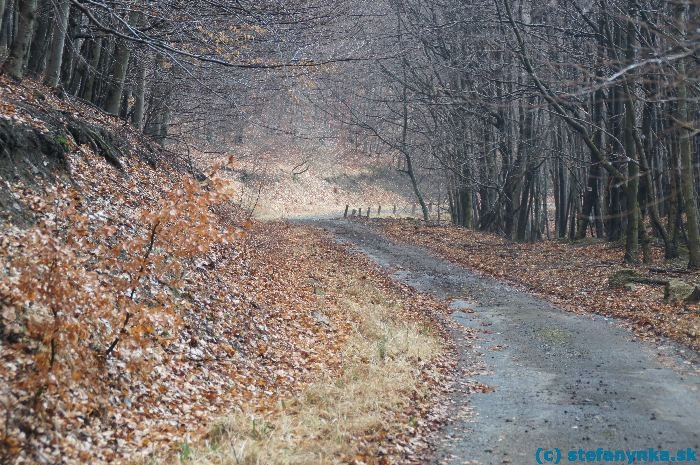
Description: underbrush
xmin=0 ymin=166 xmax=238 ymax=463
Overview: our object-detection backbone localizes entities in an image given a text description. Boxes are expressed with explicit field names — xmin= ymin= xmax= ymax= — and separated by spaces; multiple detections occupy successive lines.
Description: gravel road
xmin=308 ymin=219 xmax=700 ymax=465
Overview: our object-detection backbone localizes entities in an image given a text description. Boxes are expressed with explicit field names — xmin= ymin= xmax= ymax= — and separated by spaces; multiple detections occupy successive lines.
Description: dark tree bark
xmin=675 ymin=0 xmax=700 ymax=268
xmin=26 ymin=0 xmax=50 ymax=76
xmin=623 ymin=0 xmax=640 ymax=264
xmin=0 ymin=0 xmax=14 ymax=52
xmin=131 ymin=56 xmax=147 ymax=129
xmin=59 ymin=5 xmax=80 ymax=89
xmin=43 ymin=0 xmax=70 ymax=87
xmin=1 ymin=0 xmax=38 ymax=81
xmin=0 ymin=0 xmax=7 ymax=33
xmin=80 ymin=38 xmax=102 ymax=102
xmin=103 ymin=36 xmax=131 ymax=115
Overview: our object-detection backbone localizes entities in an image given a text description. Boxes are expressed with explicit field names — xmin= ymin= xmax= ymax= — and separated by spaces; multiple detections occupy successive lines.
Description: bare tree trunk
xmin=578 ymin=28 xmax=607 ymax=239
xmin=43 ymin=0 xmax=69 ymax=87
xmin=0 ymin=0 xmax=7 ymax=33
xmin=401 ymin=78 xmax=429 ymax=221
xmin=668 ymin=127 xmax=682 ymax=256
xmin=458 ymin=158 xmax=473 ymax=228
xmin=675 ymin=1 xmax=700 ymax=268
xmin=80 ymin=38 xmax=101 ymax=102
xmin=1 ymin=0 xmax=37 ymax=80
xmin=58 ymin=5 xmax=79 ymax=89
xmin=26 ymin=0 xmax=50 ymax=76
xmin=103 ymin=37 xmax=131 ymax=115
xmin=639 ymin=96 xmax=673 ymax=258
xmin=131 ymin=56 xmax=146 ymax=129
xmin=394 ymin=9 xmax=428 ymax=222
xmin=516 ymin=99 xmax=536 ymax=242
xmin=67 ymin=35 xmax=89 ymax=95
xmin=554 ymin=125 xmax=568 ymax=238
xmin=0 ymin=0 xmax=14 ymax=53
xmin=623 ymin=0 xmax=639 ymax=263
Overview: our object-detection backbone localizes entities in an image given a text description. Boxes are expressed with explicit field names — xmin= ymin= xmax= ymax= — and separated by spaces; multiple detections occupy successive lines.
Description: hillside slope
xmin=0 ymin=78 xmax=453 ymax=464
xmin=194 ymin=141 xmax=430 ymax=221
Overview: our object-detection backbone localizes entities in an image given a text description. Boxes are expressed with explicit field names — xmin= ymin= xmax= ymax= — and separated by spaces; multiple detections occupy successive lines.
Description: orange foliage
xmin=0 ymin=176 xmax=234 ymax=463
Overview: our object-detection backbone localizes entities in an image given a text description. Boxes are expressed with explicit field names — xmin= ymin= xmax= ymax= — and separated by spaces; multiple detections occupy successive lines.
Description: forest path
xmin=304 ymin=219 xmax=700 ymax=465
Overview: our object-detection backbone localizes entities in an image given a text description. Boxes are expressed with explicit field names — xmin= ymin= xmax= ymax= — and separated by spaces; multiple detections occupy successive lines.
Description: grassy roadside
xmin=171 ymin=274 xmax=446 ymax=465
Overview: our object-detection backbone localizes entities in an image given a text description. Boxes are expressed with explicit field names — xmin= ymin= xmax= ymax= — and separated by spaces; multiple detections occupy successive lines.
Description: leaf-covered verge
xmin=377 ymin=219 xmax=700 ymax=352
xmin=0 ymin=78 xmax=457 ymax=464
xmin=151 ymin=274 xmax=452 ymax=465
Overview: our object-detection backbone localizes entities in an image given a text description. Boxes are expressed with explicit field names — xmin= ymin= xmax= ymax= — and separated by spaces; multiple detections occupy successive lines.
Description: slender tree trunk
xmin=516 ymin=100 xmax=536 ymax=242
xmin=623 ymin=0 xmax=639 ymax=263
xmin=119 ymin=83 xmax=131 ymax=119
xmin=43 ymin=0 xmax=69 ymax=87
xmin=103 ymin=31 xmax=131 ymax=114
xmin=461 ymin=161 xmax=473 ymax=228
xmin=0 ymin=0 xmax=7 ymax=34
xmin=395 ymin=11 xmax=428 ymax=222
xmin=131 ymin=56 xmax=146 ymax=129
xmin=59 ymin=6 xmax=79 ymax=89
xmin=67 ymin=35 xmax=89 ymax=96
xmin=668 ymin=127 xmax=682 ymax=256
xmin=1 ymin=0 xmax=37 ymax=80
xmin=624 ymin=124 xmax=640 ymax=263
xmin=497 ymin=86 xmax=519 ymax=238
xmin=568 ymin=182 xmax=579 ymax=240
xmin=556 ymin=129 xmax=568 ymax=238
xmin=672 ymin=0 xmax=700 ymax=268
xmin=579 ymin=37 xmax=607 ymax=239
xmin=0 ymin=0 xmax=14 ymax=52
xmin=479 ymin=123 xmax=493 ymax=228
xmin=80 ymin=38 xmax=101 ymax=101
xmin=639 ymin=95 xmax=673 ymax=257
xmin=606 ymin=14 xmax=627 ymax=243
xmin=608 ymin=89 xmax=625 ymax=242
xmin=401 ymin=81 xmax=428 ymax=221
xmin=158 ymin=108 xmax=170 ymax=144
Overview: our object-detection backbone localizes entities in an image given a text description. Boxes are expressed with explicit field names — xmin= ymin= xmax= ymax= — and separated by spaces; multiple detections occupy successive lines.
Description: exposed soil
xmin=309 ymin=219 xmax=700 ymax=465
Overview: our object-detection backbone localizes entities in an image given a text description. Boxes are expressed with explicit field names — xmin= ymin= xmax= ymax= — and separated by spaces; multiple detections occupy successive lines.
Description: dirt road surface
xmin=308 ymin=219 xmax=700 ymax=465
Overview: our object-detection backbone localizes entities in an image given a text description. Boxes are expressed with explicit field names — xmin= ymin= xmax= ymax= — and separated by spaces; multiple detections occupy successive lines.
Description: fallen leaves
xmin=0 ymin=78 xmax=458 ymax=465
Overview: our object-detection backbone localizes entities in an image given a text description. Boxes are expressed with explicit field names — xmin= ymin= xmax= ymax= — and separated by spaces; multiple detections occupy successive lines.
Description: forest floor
xmin=310 ymin=218 xmax=700 ymax=464
xmin=0 ymin=77 xmax=457 ymax=464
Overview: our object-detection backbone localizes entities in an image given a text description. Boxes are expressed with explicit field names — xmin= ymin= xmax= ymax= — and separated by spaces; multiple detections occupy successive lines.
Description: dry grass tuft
xmin=170 ymin=279 xmax=443 ymax=465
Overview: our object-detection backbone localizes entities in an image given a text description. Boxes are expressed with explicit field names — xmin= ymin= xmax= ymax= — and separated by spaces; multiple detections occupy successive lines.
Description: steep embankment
xmin=0 ymin=78 xmax=453 ymax=464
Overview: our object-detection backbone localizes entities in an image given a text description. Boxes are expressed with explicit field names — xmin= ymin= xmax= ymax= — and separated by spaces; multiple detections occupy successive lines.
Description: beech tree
xmin=1 ymin=0 xmax=37 ymax=80
xmin=43 ymin=0 xmax=69 ymax=87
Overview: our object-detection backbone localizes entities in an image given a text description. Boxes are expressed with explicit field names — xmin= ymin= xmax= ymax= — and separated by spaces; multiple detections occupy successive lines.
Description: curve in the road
xmin=309 ymin=219 xmax=700 ymax=465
